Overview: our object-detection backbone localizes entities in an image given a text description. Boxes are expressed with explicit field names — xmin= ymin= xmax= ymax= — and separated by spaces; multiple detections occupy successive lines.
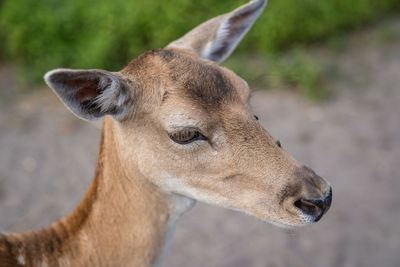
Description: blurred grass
xmin=0 ymin=0 xmax=399 ymax=97
xmin=224 ymin=50 xmax=327 ymax=100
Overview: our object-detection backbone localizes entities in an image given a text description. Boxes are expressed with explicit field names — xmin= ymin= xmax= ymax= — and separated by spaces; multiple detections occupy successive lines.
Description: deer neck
xmin=0 ymin=117 xmax=195 ymax=267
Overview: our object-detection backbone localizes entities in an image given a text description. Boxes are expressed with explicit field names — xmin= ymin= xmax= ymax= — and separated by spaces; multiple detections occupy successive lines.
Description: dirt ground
xmin=1 ymin=18 xmax=400 ymax=267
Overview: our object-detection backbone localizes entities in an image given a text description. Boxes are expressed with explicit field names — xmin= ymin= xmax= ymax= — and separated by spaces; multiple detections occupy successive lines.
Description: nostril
xmin=294 ymin=198 xmax=321 ymax=216
xmin=294 ymin=188 xmax=332 ymax=222
xmin=294 ymin=191 xmax=332 ymax=222
xmin=309 ymin=199 xmax=325 ymax=211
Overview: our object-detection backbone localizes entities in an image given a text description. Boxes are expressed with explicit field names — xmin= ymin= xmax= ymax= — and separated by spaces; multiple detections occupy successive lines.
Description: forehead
xmin=160 ymin=49 xmax=239 ymax=105
xmin=130 ymin=48 xmax=248 ymax=108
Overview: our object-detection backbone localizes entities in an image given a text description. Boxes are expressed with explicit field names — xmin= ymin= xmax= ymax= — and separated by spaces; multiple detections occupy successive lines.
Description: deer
xmin=0 ymin=0 xmax=332 ymax=266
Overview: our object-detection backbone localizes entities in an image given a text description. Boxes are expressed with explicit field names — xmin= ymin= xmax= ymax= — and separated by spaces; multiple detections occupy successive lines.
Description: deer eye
xmin=169 ymin=129 xmax=207 ymax=144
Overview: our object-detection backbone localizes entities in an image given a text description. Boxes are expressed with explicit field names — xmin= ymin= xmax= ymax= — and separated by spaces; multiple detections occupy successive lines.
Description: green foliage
xmin=225 ymin=50 xmax=327 ymax=100
xmin=270 ymin=51 xmax=327 ymax=100
xmin=0 ymin=0 xmax=399 ymax=85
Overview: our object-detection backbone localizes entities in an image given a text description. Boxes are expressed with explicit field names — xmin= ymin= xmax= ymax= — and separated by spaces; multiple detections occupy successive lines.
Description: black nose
xmin=294 ymin=187 xmax=332 ymax=222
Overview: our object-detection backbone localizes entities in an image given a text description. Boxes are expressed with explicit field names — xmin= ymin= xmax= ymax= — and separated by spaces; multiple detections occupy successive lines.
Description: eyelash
xmin=169 ymin=115 xmax=260 ymax=146
xmin=168 ymin=129 xmax=207 ymax=145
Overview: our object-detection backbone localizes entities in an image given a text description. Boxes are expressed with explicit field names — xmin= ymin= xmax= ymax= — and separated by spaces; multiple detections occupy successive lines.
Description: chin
xmin=262 ymin=214 xmax=317 ymax=229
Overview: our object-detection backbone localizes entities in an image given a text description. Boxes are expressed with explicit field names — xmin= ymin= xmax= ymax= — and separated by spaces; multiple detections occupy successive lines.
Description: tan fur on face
xmin=114 ymin=48 xmax=330 ymax=227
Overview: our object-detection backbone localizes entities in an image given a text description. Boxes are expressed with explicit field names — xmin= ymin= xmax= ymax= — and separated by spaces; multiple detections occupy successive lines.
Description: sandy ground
xmin=1 ymin=18 xmax=400 ymax=267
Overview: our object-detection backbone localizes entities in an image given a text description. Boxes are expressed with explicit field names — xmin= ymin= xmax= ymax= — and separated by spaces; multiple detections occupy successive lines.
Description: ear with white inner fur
xmin=167 ymin=0 xmax=267 ymax=64
xmin=44 ymin=69 xmax=130 ymax=121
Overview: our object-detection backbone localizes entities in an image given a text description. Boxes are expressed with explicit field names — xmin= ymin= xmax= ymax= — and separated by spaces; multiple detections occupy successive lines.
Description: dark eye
xmin=169 ymin=129 xmax=207 ymax=144
xmin=254 ymin=115 xmax=259 ymax=120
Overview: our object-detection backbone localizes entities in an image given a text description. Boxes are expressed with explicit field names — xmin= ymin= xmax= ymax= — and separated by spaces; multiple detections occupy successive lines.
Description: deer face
xmin=44 ymin=0 xmax=331 ymax=227
xmin=111 ymin=48 xmax=331 ymax=227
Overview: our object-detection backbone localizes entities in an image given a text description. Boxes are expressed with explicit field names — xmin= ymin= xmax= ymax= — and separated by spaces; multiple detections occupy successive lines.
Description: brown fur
xmin=1 ymin=46 xmax=330 ymax=266
xmin=114 ymin=47 xmax=330 ymax=224
xmin=1 ymin=1 xmax=331 ymax=266
xmin=1 ymin=119 xmax=174 ymax=266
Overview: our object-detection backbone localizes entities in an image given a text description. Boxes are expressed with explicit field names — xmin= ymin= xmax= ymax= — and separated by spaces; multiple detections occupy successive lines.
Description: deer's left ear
xmin=44 ymin=69 xmax=131 ymax=121
xmin=167 ymin=0 xmax=267 ymax=64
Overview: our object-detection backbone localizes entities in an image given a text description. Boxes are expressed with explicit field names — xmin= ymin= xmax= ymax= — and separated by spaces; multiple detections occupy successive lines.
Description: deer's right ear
xmin=44 ymin=69 xmax=131 ymax=121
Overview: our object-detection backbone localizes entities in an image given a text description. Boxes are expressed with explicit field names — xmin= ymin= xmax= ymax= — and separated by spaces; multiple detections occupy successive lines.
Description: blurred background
xmin=1 ymin=0 xmax=400 ymax=266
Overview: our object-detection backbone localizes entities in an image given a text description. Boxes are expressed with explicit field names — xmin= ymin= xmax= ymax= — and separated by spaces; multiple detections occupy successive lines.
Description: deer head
xmin=44 ymin=0 xmax=331 ymax=228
